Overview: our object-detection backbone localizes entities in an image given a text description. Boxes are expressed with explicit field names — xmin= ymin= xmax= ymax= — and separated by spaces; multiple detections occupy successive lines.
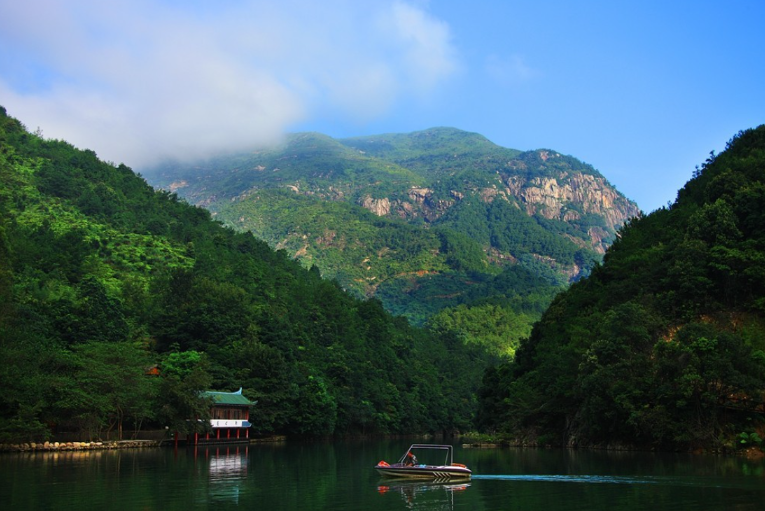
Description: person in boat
xmin=404 ymin=451 xmax=418 ymax=466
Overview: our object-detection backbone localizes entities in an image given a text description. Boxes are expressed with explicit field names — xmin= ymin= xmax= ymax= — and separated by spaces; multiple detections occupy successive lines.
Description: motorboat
xmin=374 ymin=444 xmax=472 ymax=480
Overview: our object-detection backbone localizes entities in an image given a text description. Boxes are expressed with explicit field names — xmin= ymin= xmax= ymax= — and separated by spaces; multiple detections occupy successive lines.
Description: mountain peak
xmin=340 ymin=126 xmax=504 ymax=159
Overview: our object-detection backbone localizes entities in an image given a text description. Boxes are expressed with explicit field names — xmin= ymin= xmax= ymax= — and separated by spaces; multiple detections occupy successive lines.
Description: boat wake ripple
xmin=472 ymin=474 xmax=765 ymax=490
xmin=472 ymin=475 xmax=657 ymax=484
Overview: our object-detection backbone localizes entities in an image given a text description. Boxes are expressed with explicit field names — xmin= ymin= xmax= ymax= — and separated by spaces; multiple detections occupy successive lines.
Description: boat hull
xmin=375 ymin=464 xmax=472 ymax=480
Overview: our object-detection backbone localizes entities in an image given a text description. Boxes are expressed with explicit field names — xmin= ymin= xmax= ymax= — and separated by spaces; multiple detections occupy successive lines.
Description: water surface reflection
xmin=204 ymin=446 xmax=249 ymax=504
xmin=376 ymin=480 xmax=471 ymax=510
xmin=1 ymin=441 xmax=764 ymax=510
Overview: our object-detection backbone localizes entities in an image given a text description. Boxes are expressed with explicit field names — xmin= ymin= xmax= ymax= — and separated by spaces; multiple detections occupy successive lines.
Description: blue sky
xmin=1 ymin=1 xmax=763 ymax=212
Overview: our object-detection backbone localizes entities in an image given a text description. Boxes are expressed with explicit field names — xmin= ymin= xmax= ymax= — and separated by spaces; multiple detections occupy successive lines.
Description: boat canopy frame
xmin=397 ymin=444 xmax=456 ymax=466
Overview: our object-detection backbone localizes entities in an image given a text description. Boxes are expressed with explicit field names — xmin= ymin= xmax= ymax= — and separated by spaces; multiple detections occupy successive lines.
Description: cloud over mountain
xmin=0 ymin=0 xmax=458 ymax=166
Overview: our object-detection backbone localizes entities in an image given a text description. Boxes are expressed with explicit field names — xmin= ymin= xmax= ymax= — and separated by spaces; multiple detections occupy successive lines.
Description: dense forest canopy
xmin=478 ymin=126 xmax=765 ymax=450
xmin=0 ymin=106 xmax=493 ymax=442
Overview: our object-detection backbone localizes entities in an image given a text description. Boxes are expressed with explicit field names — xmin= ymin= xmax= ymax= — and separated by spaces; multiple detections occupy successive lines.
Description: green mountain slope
xmin=477 ymin=126 xmax=765 ymax=450
xmin=152 ymin=132 xmax=425 ymax=207
xmin=340 ymin=127 xmax=522 ymax=178
xmin=0 ymin=106 xmax=492 ymax=442
xmin=216 ymin=187 xmax=558 ymax=333
xmin=145 ymin=128 xmax=638 ymax=337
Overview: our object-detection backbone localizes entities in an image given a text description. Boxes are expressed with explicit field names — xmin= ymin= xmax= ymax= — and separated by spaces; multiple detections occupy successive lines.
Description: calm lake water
xmin=2 ymin=439 xmax=764 ymax=510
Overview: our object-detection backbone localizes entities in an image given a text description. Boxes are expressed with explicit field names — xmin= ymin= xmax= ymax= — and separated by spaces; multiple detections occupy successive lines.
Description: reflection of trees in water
xmin=376 ymin=481 xmax=470 ymax=510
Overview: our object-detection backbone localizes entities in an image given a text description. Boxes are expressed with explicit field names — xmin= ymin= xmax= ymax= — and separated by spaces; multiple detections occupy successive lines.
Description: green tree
xmin=67 ymin=342 xmax=157 ymax=440
xmin=156 ymin=351 xmax=213 ymax=435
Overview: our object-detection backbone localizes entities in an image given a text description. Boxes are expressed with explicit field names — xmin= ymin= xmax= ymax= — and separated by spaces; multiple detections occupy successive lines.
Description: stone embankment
xmin=0 ymin=440 xmax=160 ymax=452
xmin=462 ymin=442 xmax=500 ymax=449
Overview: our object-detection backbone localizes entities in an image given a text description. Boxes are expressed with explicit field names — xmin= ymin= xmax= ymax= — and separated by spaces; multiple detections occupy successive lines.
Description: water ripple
xmin=471 ymin=474 xmax=765 ymax=490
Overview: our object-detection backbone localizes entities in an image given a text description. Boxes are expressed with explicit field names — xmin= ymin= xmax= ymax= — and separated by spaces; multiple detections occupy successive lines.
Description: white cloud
xmin=385 ymin=1 xmax=458 ymax=91
xmin=0 ymin=0 xmax=458 ymax=167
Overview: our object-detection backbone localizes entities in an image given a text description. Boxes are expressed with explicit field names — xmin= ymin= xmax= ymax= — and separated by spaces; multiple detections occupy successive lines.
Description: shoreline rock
xmin=0 ymin=440 xmax=160 ymax=452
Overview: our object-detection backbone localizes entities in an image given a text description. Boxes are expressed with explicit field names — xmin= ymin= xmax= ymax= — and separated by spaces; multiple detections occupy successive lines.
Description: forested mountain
xmin=477 ymin=126 xmax=765 ymax=451
xmin=0 ymin=106 xmax=491 ymax=442
xmin=144 ymin=128 xmax=639 ymax=350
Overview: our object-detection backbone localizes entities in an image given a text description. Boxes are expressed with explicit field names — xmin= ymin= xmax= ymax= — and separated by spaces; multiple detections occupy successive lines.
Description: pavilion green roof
xmin=201 ymin=388 xmax=256 ymax=406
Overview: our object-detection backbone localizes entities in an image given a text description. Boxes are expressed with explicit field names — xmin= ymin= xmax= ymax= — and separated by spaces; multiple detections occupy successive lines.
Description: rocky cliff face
xmin=359 ymin=195 xmax=392 ymax=216
xmin=356 ymin=158 xmax=639 ymax=255
xmin=504 ymin=171 xmax=640 ymax=253
xmin=506 ymin=173 xmax=632 ymax=226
